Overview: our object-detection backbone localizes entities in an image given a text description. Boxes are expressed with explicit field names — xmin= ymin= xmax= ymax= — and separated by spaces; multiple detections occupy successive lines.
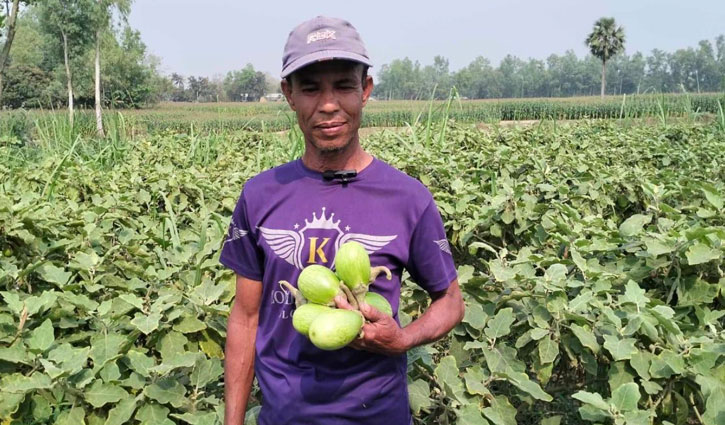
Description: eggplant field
xmin=1 ymin=114 xmax=724 ymax=425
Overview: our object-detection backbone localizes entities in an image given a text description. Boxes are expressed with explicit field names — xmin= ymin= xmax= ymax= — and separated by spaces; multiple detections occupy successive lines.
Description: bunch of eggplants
xmin=279 ymin=241 xmax=392 ymax=350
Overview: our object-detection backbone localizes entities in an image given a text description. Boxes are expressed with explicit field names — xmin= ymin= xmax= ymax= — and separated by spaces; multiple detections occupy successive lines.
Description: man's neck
xmin=301 ymin=141 xmax=373 ymax=173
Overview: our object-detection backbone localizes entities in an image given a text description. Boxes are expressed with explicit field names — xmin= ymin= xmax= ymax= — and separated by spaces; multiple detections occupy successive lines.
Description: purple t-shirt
xmin=220 ymin=157 xmax=457 ymax=425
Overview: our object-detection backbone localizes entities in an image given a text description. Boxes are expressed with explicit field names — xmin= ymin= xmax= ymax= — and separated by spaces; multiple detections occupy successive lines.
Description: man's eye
xmin=301 ymin=86 xmax=317 ymax=92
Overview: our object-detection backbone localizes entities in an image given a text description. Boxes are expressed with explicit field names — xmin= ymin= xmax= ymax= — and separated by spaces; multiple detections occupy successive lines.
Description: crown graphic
xmin=302 ymin=207 xmax=342 ymax=231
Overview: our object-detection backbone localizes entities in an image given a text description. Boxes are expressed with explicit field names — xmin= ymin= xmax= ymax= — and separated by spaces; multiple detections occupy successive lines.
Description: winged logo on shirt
xmin=259 ymin=207 xmax=397 ymax=269
xmin=226 ymin=219 xmax=248 ymax=242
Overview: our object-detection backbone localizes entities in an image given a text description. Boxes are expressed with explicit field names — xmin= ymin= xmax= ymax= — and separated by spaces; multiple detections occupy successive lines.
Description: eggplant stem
xmin=279 ymin=280 xmax=306 ymax=308
xmin=339 ymin=285 xmax=359 ymax=310
xmin=369 ymin=266 xmax=392 ymax=282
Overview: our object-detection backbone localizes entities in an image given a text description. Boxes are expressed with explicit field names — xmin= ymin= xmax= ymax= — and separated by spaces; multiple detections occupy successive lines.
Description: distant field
xmin=1 ymin=92 xmax=724 ymax=139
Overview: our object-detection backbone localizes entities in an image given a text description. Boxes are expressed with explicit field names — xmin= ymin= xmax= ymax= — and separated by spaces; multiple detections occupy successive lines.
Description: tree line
xmin=373 ymin=34 xmax=725 ymax=100
xmin=3 ymin=4 xmax=725 ymax=119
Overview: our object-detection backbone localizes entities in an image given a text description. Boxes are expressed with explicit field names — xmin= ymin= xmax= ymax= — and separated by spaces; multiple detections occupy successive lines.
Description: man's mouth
xmin=316 ymin=121 xmax=346 ymax=136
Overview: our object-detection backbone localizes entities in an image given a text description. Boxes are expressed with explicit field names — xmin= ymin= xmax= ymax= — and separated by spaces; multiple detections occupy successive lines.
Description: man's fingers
xmin=359 ymin=302 xmax=384 ymax=321
xmin=334 ymin=295 xmax=354 ymax=311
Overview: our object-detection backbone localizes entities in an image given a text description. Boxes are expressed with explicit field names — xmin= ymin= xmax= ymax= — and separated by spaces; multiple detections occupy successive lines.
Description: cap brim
xmin=280 ymin=50 xmax=373 ymax=78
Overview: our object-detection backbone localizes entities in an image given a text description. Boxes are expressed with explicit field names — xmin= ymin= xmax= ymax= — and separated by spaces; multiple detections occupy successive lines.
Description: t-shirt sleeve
xmin=406 ymin=199 xmax=458 ymax=294
xmin=219 ymin=189 xmax=264 ymax=281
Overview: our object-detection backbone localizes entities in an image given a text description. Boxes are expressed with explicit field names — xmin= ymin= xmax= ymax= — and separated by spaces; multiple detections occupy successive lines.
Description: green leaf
xmin=144 ymin=378 xmax=187 ymax=408
xmin=482 ymin=395 xmax=517 ymax=425
xmin=173 ymin=315 xmax=208 ymax=334
xmin=457 ymin=403 xmax=489 ymax=425
xmin=104 ymin=398 xmax=137 ymax=425
xmin=500 ymin=368 xmax=552 ymax=402
xmin=135 ymin=403 xmax=171 ymax=424
xmin=623 ymin=410 xmax=652 ymax=425
xmin=84 ymin=380 xmax=128 ymax=408
xmin=130 ymin=312 xmax=162 ymax=335
xmin=150 ymin=351 xmax=199 ymax=375
xmin=644 ymin=237 xmax=675 ymax=257
xmin=2 ymin=372 xmax=52 ymax=393
xmin=90 ymin=334 xmax=127 ymax=370
xmin=55 ymin=405 xmax=86 ymax=425
xmin=126 ymin=350 xmax=155 ymax=377
xmin=37 ymin=262 xmax=72 ymax=287
xmin=434 ymin=355 xmax=464 ymax=402
xmin=629 ymin=352 xmax=651 ymax=380
xmin=538 ymin=336 xmax=559 ymax=364
xmin=464 ymin=365 xmax=490 ymax=396
xmin=572 ymin=390 xmax=611 ymax=410
xmin=484 ymin=308 xmax=515 ymax=339
xmin=686 ymin=243 xmax=721 ymax=265
xmin=170 ymin=411 xmax=218 ymax=425
xmin=619 ymin=214 xmax=651 ymax=237
xmin=190 ymin=357 xmax=223 ymax=388
xmin=408 ymin=379 xmax=431 ymax=415
xmin=26 ymin=319 xmax=55 ymax=352
xmin=569 ymin=324 xmax=600 ymax=354
xmin=702 ymin=184 xmax=723 ymax=209
xmin=603 ymin=335 xmax=638 ymax=361
xmin=483 ymin=344 xmax=526 ymax=374
xmin=463 ymin=302 xmax=487 ymax=330
xmin=540 ymin=416 xmax=561 ymax=425
xmin=622 ymin=280 xmax=649 ymax=309
xmin=0 ymin=343 xmax=31 ymax=364
xmin=611 ymin=382 xmax=640 ymax=412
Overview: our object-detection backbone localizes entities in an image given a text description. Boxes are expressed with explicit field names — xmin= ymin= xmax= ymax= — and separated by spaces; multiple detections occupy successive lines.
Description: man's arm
xmin=224 ymin=274 xmax=262 ymax=425
xmin=335 ymin=279 xmax=465 ymax=356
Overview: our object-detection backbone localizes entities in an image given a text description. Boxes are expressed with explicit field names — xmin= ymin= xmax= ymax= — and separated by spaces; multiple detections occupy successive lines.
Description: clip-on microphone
xmin=322 ymin=170 xmax=357 ymax=184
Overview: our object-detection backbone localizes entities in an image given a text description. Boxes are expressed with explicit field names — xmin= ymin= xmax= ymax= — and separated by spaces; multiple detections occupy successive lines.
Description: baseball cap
xmin=281 ymin=16 xmax=373 ymax=79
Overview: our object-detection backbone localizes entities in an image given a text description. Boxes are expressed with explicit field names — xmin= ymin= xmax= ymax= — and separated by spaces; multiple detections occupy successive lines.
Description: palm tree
xmin=585 ymin=17 xmax=625 ymax=98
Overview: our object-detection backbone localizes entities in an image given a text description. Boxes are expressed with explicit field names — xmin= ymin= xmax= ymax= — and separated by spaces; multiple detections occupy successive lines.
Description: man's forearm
xmin=224 ymin=315 xmax=258 ymax=425
xmin=400 ymin=280 xmax=464 ymax=350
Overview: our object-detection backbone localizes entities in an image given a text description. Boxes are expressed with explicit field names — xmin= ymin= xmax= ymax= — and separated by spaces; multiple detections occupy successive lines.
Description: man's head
xmin=280 ymin=17 xmax=373 ymax=154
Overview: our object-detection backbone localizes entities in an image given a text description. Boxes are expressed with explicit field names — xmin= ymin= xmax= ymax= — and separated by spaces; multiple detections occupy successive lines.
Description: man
xmin=220 ymin=16 xmax=465 ymax=425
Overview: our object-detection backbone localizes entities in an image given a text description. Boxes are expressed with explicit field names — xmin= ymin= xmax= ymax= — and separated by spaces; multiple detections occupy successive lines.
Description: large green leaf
xmin=26 ymin=319 xmax=55 ymax=352
xmin=618 ymin=214 xmax=651 ymax=237
xmin=408 ymin=379 xmax=432 ymax=415
xmin=434 ymin=355 xmax=464 ymax=402
xmin=484 ymin=308 xmax=515 ymax=339
xmin=603 ymin=335 xmax=638 ymax=361
xmin=144 ymin=378 xmax=187 ymax=408
xmin=611 ymin=382 xmax=640 ymax=412
xmin=499 ymin=368 xmax=552 ymax=402
xmin=538 ymin=336 xmax=559 ymax=364
xmin=104 ymin=398 xmax=137 ymax=425
xmin=84 ymin=380 xmax=128 ymax=408
xmin=482 ymin=395 xmax=517 ymax=425
xmin=569 ymin=324 xmax=600 ymax=354
xmin=572 ymin=390 xmax=611 ymax=411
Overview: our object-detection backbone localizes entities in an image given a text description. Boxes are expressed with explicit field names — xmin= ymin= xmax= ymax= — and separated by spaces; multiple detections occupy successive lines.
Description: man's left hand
xmin=334 ymin=295 xmax=410 ymax=356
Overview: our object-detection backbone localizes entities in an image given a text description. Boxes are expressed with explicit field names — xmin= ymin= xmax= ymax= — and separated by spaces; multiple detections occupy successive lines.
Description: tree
xmin=223 ymin=64 xmax=266 ymax=101
xmin=0 ymin=0 xmax=21 ymax=105
xmin=92 ymin=0 xmax=131 ymax=136
xmin=37 ymin=0 xmax=94 ymax=126
xmin=585 ymin=17 xmax=626 ymax=98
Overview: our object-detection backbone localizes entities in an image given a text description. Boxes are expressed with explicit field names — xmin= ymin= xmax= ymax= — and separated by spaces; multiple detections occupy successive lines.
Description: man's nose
xmin=318 ymin=88 xmax=340 ymax=113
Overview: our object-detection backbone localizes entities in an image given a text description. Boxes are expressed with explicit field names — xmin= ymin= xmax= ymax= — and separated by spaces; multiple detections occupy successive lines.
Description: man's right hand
xmin=224 ymin=275 xmax=262 ymax=425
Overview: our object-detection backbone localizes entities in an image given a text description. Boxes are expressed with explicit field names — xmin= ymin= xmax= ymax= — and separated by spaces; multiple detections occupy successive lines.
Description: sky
xmin=128 ymin=0 xmax=725 ymax=79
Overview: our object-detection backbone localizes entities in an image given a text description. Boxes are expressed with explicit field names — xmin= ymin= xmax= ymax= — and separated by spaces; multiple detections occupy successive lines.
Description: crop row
xmin=0 ymin=120 xmax=723 ymax=424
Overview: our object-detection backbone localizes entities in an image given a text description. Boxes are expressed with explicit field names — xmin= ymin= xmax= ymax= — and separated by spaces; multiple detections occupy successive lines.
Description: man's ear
xmin=281 ymin=79 xmax=296 ymax=111
xmin=362 ymin=76 xmax=374 ymax=107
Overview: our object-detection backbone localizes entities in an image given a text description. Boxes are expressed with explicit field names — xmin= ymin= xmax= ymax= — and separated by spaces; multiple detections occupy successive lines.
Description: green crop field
xmin=2 ymin=92 xmax=724 ymax=138
xmin=0 ymin=102 xmax=724 ymax=425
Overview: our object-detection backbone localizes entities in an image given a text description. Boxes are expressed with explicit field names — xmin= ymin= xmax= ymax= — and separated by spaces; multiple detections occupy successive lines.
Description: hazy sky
xmin=128 ymin=0 xmax=725 ymax=79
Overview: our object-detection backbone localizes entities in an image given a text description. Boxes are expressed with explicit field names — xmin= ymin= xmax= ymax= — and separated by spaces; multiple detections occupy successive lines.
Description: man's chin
xmin=310 ymin=137 xmax=353 ymax=154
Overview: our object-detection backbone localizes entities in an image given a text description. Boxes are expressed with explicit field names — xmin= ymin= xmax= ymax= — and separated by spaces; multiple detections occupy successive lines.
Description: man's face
xmin=281 ymin=61 xmax=374 ymax=154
